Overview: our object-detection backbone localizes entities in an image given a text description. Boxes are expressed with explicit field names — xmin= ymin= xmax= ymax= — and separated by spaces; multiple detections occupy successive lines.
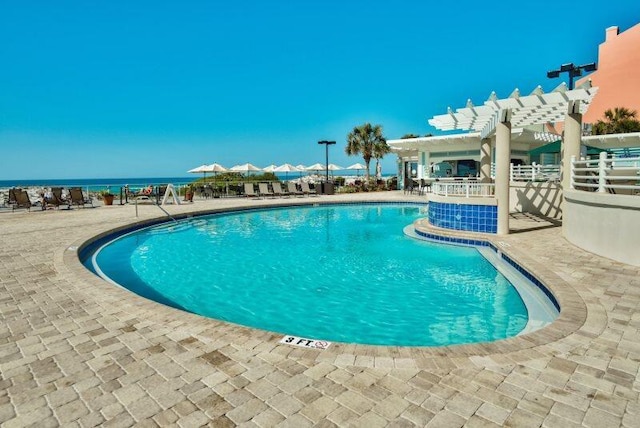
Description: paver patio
xmin=1 ymin=192 xmax=638 ymax=427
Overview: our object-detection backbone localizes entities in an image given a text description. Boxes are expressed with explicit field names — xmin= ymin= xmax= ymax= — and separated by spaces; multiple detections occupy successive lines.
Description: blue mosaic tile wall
xmin=428 ymin=201 xmax=497 ymax=233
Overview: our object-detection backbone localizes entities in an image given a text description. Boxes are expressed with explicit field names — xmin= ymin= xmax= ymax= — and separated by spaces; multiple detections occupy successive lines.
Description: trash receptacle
xmin=323 ymin=182 xmax=335 ymax=195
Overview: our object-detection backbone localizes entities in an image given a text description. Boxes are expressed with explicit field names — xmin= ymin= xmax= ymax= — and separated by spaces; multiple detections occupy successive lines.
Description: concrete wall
xmin=509 ymin=182 xmax=563 ymax=219
xmin=563 ymin=190 xmax=640 ymax=266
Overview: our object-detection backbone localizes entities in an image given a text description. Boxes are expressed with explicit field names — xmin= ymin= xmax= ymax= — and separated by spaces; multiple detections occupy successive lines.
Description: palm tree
xmin=373 ymin=137 xmax=391 ymax=179
xmin=593 ymin=107 xmax=640 ymax=135
xmin=346 ymin=123 xmax=387 ymax=181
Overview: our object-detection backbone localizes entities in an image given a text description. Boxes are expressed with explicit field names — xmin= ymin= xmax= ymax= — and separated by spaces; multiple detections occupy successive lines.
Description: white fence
xmin=571 ymin=152 xmax=640 ymax=195
xmin=510 ymin=164 xmax=560 ymax=182
xmin=432 ymin=182 xmax=495 ymax=197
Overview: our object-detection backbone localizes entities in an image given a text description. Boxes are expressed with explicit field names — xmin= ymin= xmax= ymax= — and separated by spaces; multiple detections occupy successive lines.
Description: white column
xmin=495 ymin=120 xmax=511 ymax=235
xmin=417 ymin=151 xmax=425 ymax=179
xmin=480 ymin=138 xmax=492 ymax=183
xmin=562 ymin=112 xmax=582 ymax=192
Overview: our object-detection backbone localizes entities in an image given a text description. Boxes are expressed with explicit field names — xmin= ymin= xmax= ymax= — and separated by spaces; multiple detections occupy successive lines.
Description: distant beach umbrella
xmin=274 ymin=163 xmax=300 ymax=181
xmin=295 ymin=164 xmax=307 ymax=178
xmin=327 ymin=163 xmax=344 ymax=171
xmin=205 ymin=163 xmax=227 ymax=186
xmin=188 ymin=164 xmax=212 ymax=182
xmin=305 ymin=163 xmax=325 ymax=173
xmin=347 ymin=162 xmax=367 ymax=177
xmin=230 ymin=163 xmax=262 ymax=178
xmin=262 ymin=164 xmax=278 ymax=173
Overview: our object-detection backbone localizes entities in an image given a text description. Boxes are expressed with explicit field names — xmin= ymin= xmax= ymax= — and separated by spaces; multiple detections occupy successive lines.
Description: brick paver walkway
xmin=1 ymin=192 xmax=638 ymax=427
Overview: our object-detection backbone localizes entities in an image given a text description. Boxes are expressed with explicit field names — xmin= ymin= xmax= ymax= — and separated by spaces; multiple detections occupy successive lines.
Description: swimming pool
xmin=86 ymin=203 xmax=558 ymax=346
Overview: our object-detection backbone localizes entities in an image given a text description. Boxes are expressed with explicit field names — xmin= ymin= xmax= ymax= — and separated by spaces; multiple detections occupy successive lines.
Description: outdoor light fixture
xmin=318 ymin=140 xmax=336 ymax=181
xmin=547 ymin=62 xmax=597 ymax=89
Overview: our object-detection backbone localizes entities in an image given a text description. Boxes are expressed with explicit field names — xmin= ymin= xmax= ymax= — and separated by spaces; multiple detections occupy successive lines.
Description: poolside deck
xmin=1 ymin=192 xmax=638 ymax=427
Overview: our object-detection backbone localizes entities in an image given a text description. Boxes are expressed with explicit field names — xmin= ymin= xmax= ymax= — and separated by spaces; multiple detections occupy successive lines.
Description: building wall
xmin=580 ymin=23 xmax=640 ymax=124
xmin=509 ymin=182 xmax=563 ymax=219
xmin=563 ymin=190 xmax=640 ymax=266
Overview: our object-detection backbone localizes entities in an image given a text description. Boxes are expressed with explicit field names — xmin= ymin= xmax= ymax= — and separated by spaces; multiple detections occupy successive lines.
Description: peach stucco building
xmin=579 ymin=23 xmax=640 ymax=124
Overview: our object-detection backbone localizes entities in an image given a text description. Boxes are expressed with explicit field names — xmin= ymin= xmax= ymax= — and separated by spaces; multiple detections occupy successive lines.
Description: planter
xmin=102 ymin=195 xmax=115 ymax=206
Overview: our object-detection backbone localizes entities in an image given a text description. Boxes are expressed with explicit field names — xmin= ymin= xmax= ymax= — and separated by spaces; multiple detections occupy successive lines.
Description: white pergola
xmin=428 ymin=83 xmax=598 ymax=139
xmin=425 ymin=82 xmax=598 ymax=235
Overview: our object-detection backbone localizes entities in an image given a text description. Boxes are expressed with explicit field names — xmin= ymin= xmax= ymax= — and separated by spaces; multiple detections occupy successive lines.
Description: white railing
xmin=510 ymin=164 xmax=560 ymax=182
xmin=571 ymin=152 xmax=640 ymax=195
xmin=432 ymin=182 xmax=495 ymax=197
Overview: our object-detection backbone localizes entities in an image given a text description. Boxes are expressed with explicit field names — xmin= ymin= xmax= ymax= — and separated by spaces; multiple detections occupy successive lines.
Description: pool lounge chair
xmin=69 ymin=187 xmax=93 ymax=208
xmin=44 ymin=187 xmax=70 ymax=209
xmin=258 ymin=182 xmax=276 ymax=198
xmin=300 ymin=181 xmax=318 ymax=197
xmin=10 ymin=188 xmax=32 ymax=211
xmin=272 ymin=182 xmax=289 ymax=197
xmin=244 ymin=183 xmax=260 ymax=198
xmin=287 ymin=182 xmax=304 ymax=197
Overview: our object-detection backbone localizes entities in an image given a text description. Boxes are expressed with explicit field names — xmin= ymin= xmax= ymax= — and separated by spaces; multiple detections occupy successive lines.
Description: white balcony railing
xmin=432 ymin=182 xmax=495 ymax=197
xmin=571 ymin=152 xmax=640 ymax=195
xmin=510 ymin=164 xmax=560 ymax=182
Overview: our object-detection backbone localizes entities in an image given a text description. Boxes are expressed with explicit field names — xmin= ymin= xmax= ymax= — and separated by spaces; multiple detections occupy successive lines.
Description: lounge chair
xmin=300 ymin=181 xmax=318 ymax=197
xmin=244 ymin=183 xmax=260 ymax=198
xmin=10 ymin=188 xmax=32 ymax=211
xmin=69 ymin=187 xmax=93 ymax=208
xmin=258 ymin=183 xmax=275 ymax=198
xmin=44 ymin=187 xmax=70 ymax=209
xmin=272 ymin=182 xmax=289 ymax=197
xmin=287 ymin=182 xmax=304 ymax=197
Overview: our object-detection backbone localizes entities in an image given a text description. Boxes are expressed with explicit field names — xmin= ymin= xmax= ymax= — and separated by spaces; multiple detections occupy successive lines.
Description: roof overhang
xmin=582 ymin=132 xmax=640 ymax=149
xmin=388 ymin=128 xmax=560 ymax=153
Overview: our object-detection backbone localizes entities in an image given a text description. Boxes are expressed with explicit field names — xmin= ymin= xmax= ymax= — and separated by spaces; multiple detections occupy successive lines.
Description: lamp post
xmin=317 ymin=140 xmax=336 ymax=182
xmin=546 ymin=62 xmax=597 ymax=90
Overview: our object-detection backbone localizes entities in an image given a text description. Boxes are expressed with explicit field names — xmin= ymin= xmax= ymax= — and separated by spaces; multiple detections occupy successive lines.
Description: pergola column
xmin=480 ymin=137 xmax=492 ymax=183
xmin=495 ymin=119 xmax=511 ymax=235
xmin=562 ymin=112 xmax=582 ymax=191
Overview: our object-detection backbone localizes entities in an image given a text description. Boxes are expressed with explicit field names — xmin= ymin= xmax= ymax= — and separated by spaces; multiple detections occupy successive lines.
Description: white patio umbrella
xmin=230 ymin=163 xmax=262 ymax=179
xmin=206 ymin=163 xmax=228 ymax=186
xmin=188 ymin=164 xmax=212 ymax=182
xmin=327 ymin=163 xmax=344 ymax=171
xmin=274 ymin=163 xmax=300 ymax=181
xmin=262 ymin=164 xmax=278 ymax=173
xmin=347 ymin=162 xmax=367 ymax=177
xmin=305 ymin=163 xmax=326 ymax=173
xmin=295 ymin=164 xmax=307 ymax=178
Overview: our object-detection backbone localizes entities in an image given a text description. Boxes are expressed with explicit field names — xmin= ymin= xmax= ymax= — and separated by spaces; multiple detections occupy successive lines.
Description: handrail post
xmin=598 ymin=151 xmax=607 ymax=193
xmin=509 ymin=163 xmax=514 ymax=182
xmin=466 ymin=182 xmax=470 ymax=198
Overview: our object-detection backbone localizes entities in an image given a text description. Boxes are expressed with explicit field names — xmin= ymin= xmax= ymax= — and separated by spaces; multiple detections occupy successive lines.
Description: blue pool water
xmin=89 ymin=204 xmax=529 ymax=346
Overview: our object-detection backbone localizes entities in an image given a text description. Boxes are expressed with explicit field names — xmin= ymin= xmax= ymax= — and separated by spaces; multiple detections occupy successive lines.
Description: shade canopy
xmin=295 ymin=164 xmax=307 ymax=171
xmin=327 ymin=164 xmax=344 ymax=171
xmin=230 ymin=163 xmax=262 ymax=173
xmin=206 ymin=163 xmax=228 ymax=173
xmin=187 ymin=164 xmax=210 ymax=173
xmin=274 ymin=163 xmax=300 ymax=172
xmin=346 ymin=163 xmax=366 ymax=170
xmin=262 ymin=164 xmax=278 ymax=172
xmin=305 ymin=163 xmax=326 ymax=172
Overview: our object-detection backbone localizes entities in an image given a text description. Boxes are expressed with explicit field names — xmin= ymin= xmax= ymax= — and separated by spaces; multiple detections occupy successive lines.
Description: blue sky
xmin=1 ymin=1 xmax=638 ymax=179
